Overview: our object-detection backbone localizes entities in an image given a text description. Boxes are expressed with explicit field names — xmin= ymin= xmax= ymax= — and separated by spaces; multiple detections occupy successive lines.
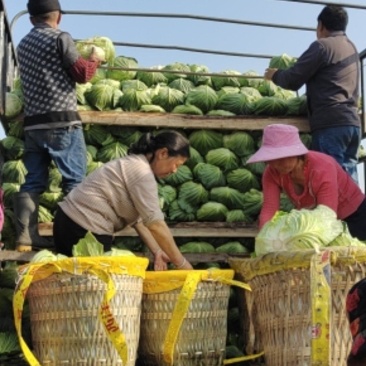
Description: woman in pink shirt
xmin=247 ymin=124 xmax=366 ymax=241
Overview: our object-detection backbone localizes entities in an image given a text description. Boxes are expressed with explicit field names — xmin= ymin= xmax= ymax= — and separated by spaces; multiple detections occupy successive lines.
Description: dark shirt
xmin=272 ymin=32 xmax=361 ymax=131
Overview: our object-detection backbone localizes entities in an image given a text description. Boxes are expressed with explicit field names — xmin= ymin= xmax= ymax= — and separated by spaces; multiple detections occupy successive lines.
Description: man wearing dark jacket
xmin=14 ymin=0 xmax=103 ymax=251
xmin=264 ymin=5 xmax=361 ymax=183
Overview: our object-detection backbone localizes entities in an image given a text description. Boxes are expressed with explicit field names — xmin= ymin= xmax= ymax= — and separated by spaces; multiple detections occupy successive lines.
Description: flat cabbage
xmin=1 ymin=136 xmax=24 ymax=160
xmin=242 ymin=189 xmax=263 ymax=217
xmin=172 ymin=104 xmax=203 ymax=115
xmin=136 ymin=66 xmax=167 ymax=87
xmin=269 ymin=53 xmax=297 ymax=70
xmin=162 ymin=62 xmax=191 ymax=82
xmin=187 ymin=64 xmax=212 ymax=86
xmin=140 ymin=104 xmax=166 ymax=113
xmin=210 ymin=187 xmax=245 ymax=210
xmin=107 ymin=55 xmax=138 ymax=81
xmin=240 ymin=87 xmax=263 ymax=101
xmin=178 ymin=181 xmax=208 ymax=207
xmin=193 ymin=162 xmax=226 ymax=189
xmin=162 ymin=165 xmax=193 ymax=186
xmin=226 ymin=209 xmax=254 ymax=224
xmin=188 ymin=129 xmax=223 ymax=156
xmin=2 ymin=160 xmax=27 ymax=184
xmin=257 ymin=80 xmax=278 ymax=97
xmin=205 ymin=148 xmax=239 ymax=172
xmin=152 ymin=86 xmax=185 ymax=112
xmin=179 ymin=241 xmax=216 ymax=253
xmin=241 ymin=70 xmax=263 ymax=88
xmin=121 ymin=80 xmax=148 ymax=93
xmin=286 ymin=95 xmax=308 ymax=116
xmin=76 ymin=82 xmax=92 ymax=105
xmin=211 ymin=70 xmax=242 ymax=90
xmin=223 ymin=132 xmax=255 ymax=157
xmin=96 ymin=141 xmax=128 ymax=162
xmin=185 ymin=146 xmax=204 ymax=170
xmin=169 ymin=78 xmax=195 ymax=94
xmin=226 ymin=168 xmax=260 ymax=192
xmin=253 ymin=96 xmax=288 ymax=116
xmin=216 ymin=86 xmax=240 ymax=97
xmin=207 ymin=109 xmax=236 ymax=117
xmin=158 ymin=184 xmax=177 ymax=211
xmin=83 ymin=124 xmax=113 ymax=146
xmin=185 ymin=85 xmax=218 ymax=114
xmin=5 ymin=92 xmax=22 ymax=119
xmin=255 ymin=205 xmax=345 ymax=256
xmin=216 ymin=93 xmax=254 ymax=115
xmin=168 ymin=200 xmax=196 ymax=221
xmin=197 ymin=201 xmax=228 ymax=222
xmin=107 ymin=126 xmax=143 ymax=146
xmin=216 ymin=241 xmax=249 ymax=254
xmin=119 ymin=89 xmax=151 ymax=111
xmin=85 ymin=83 xmax=116 ymax=110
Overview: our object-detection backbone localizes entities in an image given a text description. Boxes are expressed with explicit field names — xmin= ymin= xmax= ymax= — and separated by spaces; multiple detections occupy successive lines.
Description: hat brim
xmin=247 ymin=144 xmax=308 ymax=164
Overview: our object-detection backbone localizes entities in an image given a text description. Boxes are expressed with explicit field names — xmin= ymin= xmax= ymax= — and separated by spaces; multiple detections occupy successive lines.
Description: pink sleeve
xmin=310 ymin=164 xmax=339 ymax=212
xmin=258 ymin=167 xmax=281 ymax=229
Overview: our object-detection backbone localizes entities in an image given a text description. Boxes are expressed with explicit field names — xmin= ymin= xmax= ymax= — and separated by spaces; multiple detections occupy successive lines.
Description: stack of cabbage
xmin=6 ymin=40 xmax=306 ymax=117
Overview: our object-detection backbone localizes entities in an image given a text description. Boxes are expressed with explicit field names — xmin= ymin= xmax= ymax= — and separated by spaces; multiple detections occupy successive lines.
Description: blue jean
xmin=21 ymin=125 xmax=87 ymax=194
xmin=311 ymin=126 xmax=361 ymax=184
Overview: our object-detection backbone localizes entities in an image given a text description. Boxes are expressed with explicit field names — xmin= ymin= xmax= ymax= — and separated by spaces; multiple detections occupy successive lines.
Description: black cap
xmin=27 ymin=0 xmax=63 ymax=16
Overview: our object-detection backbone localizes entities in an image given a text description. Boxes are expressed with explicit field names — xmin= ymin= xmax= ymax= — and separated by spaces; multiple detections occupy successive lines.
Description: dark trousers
xmin=53 ymin=207 xmax=113 ymax=256
xmin=345 ymin=198 xmax=366 ymax=241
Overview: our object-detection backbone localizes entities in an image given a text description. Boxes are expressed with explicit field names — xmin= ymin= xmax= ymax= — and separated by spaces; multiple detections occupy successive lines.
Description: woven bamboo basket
xmin=14 ymin=256 xmax=149 ymax=366
xmin=138 ymin=269 xmax=235 ymax=366
xmin=229 ymin=247 xmax=366 ymax=366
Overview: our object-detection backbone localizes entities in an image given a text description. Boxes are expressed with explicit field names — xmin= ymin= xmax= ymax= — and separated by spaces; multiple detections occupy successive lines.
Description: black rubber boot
xmin=13 ymin=192 xmax=54 ymax=252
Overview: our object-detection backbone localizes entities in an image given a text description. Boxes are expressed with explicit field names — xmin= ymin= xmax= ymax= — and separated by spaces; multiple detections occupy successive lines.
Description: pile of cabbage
xmin=0 ymin=121 xmax=312 ymax=251
xmin=255 ymin=205 xmax=366 ymax=256
xmin=6 ymin=44 xmax=307 ymax=118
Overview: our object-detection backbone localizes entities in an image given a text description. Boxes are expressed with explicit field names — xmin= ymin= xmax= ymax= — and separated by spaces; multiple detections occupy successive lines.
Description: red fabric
xmin=69 ymin=56 xmax=98 ymax=84
xmin=259 ymin=151 xmax=365 ymax=228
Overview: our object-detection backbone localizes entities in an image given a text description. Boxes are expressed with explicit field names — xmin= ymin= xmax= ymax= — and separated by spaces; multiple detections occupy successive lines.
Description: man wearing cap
xmin=247 ymin=124 xmax=366 ymax=241
xmin=264 ymin=5 xmax=361 ymax=184
xmin=13 ymin=0 xmax=103 ymax=251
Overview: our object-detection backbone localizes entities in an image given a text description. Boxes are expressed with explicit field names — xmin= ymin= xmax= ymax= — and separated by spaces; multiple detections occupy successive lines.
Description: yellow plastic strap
xmin=224 ymin=351 xmax=265 ymax=364
xmin=310 ymin=251 xmax=331 ymax=365
xmin=163 ymin=271 xmax=202 ymax=365
xmin=14 ymin=257 xmax=148 ymax=366
xmin=159 ymin=270 xmax=251 ymax=365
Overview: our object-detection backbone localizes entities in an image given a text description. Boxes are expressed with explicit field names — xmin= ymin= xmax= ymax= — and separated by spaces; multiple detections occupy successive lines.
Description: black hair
xmin=317 ymin=5 xmax=348 ymax=32
xmin=128 ymin=130 xmax=190 ymax=158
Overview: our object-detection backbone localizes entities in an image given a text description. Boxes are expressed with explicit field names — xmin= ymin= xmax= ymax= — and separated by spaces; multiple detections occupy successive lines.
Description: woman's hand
xmin=174 ymin=257 xmax=193 ymax=270
xmin=153 ymin=249 xmax=170 ymax=271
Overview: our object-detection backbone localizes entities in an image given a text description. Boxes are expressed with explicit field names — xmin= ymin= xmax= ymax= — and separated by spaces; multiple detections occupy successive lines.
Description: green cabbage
xmin=226 ymin=168 xmax=260 ymax=193
xmin=178 ymin=181 xmax=208 ymax=207
xmin=216 ymin=93 xmax=254 ymax=115
xmin=136 ymin=66 xmax=167 ymax=87
xmin=188 ymin=129 xmax=223 ymax=156
xmin=5 ymin=92 xmax=23 ymax=119
xmin=75 ymin=36 xmax=115 ymax=65
xmin=85 ymin=83 xmax=116 ymax=111
xmin=162 ymin=62 xmax=191 ymax=82
xmin=226 ymin=209 xmax=253 ymax=224
xmin=168 ymin=200 xmax=196 ymax=222
xmin=216 ymin=241 xmax=249 ymax=254
xmin=107 ymin=55 xmax=138 ymax=81
xmin=76 ymin=82 xmax=92 ymax=105
xmin=185 ymin=85 xmax=218 ymax=114
xmin=269 ymin=53 xmax=297 ymax=70
xmin=152 ymin=86 xmax=185 ymax=112
xmin=210 ymin=187 xmax=245 ymax=210
xmin=223 ymin=132 xmax=255 ymax=157
xmin=119 ymin=89 xmax=151 ymax=112
xmin=121 ymin=80 xmax=148 ymax=93
xmin=83 ymin=124 xmax=113 ymax=146
xmin=205 ymin=148 xmax=239 ymax=172
xmin=193 ymin=162 xmax=226 ymax=189
xmin=171 ymin=104 xmax=203 ymax=115
xmin=255 ymin=205 xmax=345 ymax=256
xmin=158 ymin=184 xmax=177 ymax=211
xmin=185 ymin=147 xmax=204 ymax=170
xmin=2 ymin=160 xmax=27 ymax=184
xmin=169 ymin=78 xmax=195 ymax=94
xmin=197 ymin=201 xmax=228 ymax=222
xmin=1 ymin=136 xmax=24 ymax=160
xmin=140 ymin=104 xmax=166 ymax=113
xmin=211 ymin=70 xmax=242 ymax=90
xmin=179 ymin=241 xmax=216 ymax=253
xmin=242 ymin=188 xmax=263 ymax=217
xmin=206 ymin=110 xmax=236 ymax=117
xmin=162 ymin=165 xmax=193 ymax=186
xmin=187 ymin=64 xmax=211 ymax=86
xmin=253 ymin=96 xmax=288 ymax=116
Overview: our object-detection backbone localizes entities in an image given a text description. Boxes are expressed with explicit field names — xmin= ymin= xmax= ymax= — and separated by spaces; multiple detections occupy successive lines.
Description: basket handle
xmin=13 ymin=260 xmax=130 ymax=366
xmin=162 ymin=273 xmax=251 ymax=365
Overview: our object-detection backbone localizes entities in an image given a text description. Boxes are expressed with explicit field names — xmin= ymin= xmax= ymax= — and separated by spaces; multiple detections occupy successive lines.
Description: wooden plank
xmin=79 ymin=111 xmax=310 ymax=132
xmin=38 ymin=222 xmax=258 ymax=238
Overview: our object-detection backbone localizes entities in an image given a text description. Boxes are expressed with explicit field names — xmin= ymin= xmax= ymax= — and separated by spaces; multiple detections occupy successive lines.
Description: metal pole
xmin=276 ymin=0 xmax=366 ymax=11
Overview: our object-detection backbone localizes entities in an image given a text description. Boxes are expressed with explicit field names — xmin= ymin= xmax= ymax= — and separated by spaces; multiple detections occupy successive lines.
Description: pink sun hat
xmin=247 ymin=124 xmax=308 ymax=164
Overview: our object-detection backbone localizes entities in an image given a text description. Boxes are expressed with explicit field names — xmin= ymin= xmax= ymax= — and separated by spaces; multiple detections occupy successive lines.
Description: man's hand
xmin=264 ymin=68 xmax=278 ymax=81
